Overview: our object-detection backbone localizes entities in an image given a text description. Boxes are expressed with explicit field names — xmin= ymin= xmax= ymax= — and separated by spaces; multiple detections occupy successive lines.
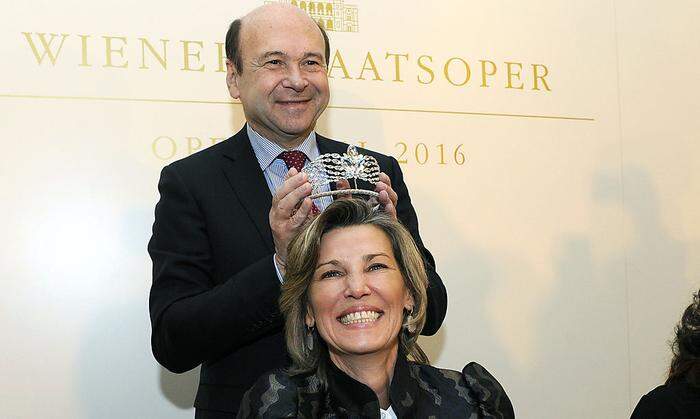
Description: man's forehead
xmin=242 ymin=3 xmax=312 ymax=25
xmin=241 ymin=19 xmax=325 ymax=59
xmin=261 ymin=50 xmax=324 ymax=59
xmin=241 ymin=4 xmax=322 ymax=38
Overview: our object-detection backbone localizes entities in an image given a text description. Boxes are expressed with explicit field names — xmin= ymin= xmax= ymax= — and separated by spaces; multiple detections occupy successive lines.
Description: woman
xmin=631 ymin=290 xmax=700 ymax=418
xmin=238 ymin=199 xmax=514 ymax=418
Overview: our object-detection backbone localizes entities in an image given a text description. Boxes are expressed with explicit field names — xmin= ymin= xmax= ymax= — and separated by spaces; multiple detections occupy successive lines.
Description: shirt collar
xmin=324 ymin=349 xmax=419 ymax=416
xmin=247 ymin=124 xmax=319 ymax=171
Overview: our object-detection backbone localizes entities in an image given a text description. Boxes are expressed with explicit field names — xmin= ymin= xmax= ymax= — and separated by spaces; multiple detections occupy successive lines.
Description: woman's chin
xmin=333 ymin=341 xmax=388 ymax=356
xmin=328 ymin=330 xmax=399 ymax=357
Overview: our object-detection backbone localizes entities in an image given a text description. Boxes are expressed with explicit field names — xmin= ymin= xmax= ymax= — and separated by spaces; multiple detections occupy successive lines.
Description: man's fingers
xmin=336 ymin=179 xmax=351 ymax=190
xmin=378 ymin=190 xmax=398 ymax=219
xmin=375 ymin=181 xmax=398 ymax=205
xmin=276 ymin=181 xmax=312 ymax=215
xmin=377 ymin=173 xmax=398 ymax=204
xmin=384 ymin=182 xmax=399 ymax=204
xmin=306 ymin=207 xmax=319 ymax=222
xmin=377 ymin=188 xmax=390 ymax=205
xmin=388 ymin=186 xmax=398 ymax=204
xmin=270 ymin=187 xmax=313 ymax=259
xmin=378 ymin=172 xmax=392 ymax=188
xmin=333 ymin=179 xmax=352 ymax=200
xmin=273 ymin=172 xmax=307 ymax=205
xmin=284 ymin=167 xmax=298 ymax=180
xmin=291 ymin=198 xmax=313 ymax=226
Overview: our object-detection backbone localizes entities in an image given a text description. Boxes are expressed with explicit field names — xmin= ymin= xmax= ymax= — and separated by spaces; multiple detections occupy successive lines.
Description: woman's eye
xmin=368 ymin=263 xmax=388 ymax=272
xmin=320 ymin=270 xmax=342 ymax=279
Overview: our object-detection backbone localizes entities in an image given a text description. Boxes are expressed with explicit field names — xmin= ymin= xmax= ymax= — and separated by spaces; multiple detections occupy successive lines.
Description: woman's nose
xmin=344 ymin=273 xmax=371 ymax=299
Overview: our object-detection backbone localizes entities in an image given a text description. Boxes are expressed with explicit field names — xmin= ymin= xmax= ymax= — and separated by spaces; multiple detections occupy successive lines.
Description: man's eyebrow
xmin=259 ymin=51 xmax=288 ymax=60
xmin=302 ymin=52 xmax=324 ymax=60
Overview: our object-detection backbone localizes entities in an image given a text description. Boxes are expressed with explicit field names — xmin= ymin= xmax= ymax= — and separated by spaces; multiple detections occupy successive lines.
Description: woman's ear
xmin=305 ymin=306 xmax=315 ymax=328
xmin=404 ymin=291 xmax=415 ymax=312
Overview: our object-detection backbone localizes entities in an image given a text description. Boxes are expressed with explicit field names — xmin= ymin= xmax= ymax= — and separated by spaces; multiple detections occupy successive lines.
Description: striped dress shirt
xmin=247 ymin=124 xmax=332 ymax=210
xmin=246 ymin=124 xmax=333 ymax=281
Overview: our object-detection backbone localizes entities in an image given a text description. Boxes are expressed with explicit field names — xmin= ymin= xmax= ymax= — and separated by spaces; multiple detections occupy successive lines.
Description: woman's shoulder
xmin=237 ymin=369 xmax=322 ymax=419
xmin=409 ymin=361 xmax=515 ymax=418
xmin=631 ymin=382 xmax=700 ymax=418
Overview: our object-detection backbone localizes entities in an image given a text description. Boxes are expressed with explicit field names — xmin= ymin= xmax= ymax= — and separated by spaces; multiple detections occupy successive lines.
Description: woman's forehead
xmin=319 ymin=225 xmax=392 ymax=255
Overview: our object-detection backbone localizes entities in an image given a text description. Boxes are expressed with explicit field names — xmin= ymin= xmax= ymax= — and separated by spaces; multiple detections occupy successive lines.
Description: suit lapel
xmin=316 ymin=134 xmax=347 ymax=155
xmin=220 ymin=127 xmax=275 ymax=253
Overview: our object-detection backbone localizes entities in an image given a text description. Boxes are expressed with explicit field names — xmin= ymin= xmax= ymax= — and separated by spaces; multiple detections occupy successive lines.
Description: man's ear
xmin=226 ymin=59 xmax=241 ymax=99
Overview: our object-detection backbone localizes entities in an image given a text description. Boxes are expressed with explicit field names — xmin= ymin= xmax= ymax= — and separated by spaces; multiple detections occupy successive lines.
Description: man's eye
xmin=266 ymin=59 xmax=282 ymax=66
xmin=305 ymin=60 xmax=319 ymax=66
xmin=320 ymin=270 xmax=342 ymax=279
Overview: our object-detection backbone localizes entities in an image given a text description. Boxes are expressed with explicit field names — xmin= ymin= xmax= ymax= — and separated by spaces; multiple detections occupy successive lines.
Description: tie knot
xmin=278 ymin=150 xmax=308 ymax=172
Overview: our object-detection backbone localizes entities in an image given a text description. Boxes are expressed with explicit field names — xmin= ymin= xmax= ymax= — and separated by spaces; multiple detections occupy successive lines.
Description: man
xmin=148 ymin=4 xmax=447 ymax=417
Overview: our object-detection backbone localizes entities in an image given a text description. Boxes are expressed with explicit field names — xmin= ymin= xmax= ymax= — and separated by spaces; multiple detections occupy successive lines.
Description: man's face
xmin=227 ymin=15 xmax=330 ymax=147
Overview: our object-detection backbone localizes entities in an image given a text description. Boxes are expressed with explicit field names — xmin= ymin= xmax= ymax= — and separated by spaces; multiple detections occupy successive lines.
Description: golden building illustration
xmin=264 ymin=0 xmax=359 ymax=32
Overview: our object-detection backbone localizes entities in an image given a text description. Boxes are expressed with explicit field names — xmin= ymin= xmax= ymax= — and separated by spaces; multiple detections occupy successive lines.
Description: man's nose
xmin=282 ymin=65 xmax=309 ymax=91
xmin=344 ymin=273 xmax=371 ymax=299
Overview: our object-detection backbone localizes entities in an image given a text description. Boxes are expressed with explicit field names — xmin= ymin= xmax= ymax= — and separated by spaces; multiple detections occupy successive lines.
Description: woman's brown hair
xmin=667 ymin=290 xmax=700 ymax=386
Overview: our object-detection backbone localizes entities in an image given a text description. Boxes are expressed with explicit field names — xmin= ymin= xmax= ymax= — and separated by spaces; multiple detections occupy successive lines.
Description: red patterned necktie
xmin=278 ymin=150 xmax=320 ymax=215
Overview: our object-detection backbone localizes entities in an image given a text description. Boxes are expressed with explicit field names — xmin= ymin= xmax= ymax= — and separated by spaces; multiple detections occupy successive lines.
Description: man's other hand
xmin=375 ymin=172 xmax=398 ymax=219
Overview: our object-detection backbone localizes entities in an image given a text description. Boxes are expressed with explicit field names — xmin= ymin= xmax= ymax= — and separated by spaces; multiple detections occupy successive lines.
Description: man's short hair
xmin=225 ymin=18 xmax=331 ymax=74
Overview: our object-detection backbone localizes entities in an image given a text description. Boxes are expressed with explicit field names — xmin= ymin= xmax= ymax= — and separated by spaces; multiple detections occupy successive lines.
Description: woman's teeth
xmin=339 ymin=311 xmax=381 ymax=325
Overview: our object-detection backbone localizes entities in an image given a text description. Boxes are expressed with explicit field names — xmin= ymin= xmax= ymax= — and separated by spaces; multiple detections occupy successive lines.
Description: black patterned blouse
xmin=237 ymin=354 xmax=514 ymax=419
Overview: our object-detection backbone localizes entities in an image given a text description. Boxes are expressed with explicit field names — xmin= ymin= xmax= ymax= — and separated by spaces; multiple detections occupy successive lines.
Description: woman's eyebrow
xmin=315 ymin=259 xmax=341 ymax=269
xmin=364 ymin=253 xmax=389 ymax=262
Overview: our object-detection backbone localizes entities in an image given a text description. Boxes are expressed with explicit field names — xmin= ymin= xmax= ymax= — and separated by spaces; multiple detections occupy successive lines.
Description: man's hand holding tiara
xmin=336 ymin=173 xmax=398 ymax=219
xmin=269 ymin=168 xmax=314 ymax=274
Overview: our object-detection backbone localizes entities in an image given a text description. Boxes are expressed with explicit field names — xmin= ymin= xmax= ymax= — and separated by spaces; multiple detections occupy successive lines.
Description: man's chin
xmin=275 ymin=119 xmax=318 ymax=138
xmin=262 ymin=124 xmax=316 ymax=147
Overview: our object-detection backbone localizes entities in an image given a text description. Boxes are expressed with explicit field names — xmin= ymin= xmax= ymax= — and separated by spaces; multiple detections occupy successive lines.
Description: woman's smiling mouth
xmin=338 ymin=310 xmax=383 ymax=325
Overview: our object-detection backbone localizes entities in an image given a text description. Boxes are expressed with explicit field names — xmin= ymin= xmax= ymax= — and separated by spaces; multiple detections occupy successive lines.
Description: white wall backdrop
xmin=1 ymin=1 xmax=698 ymax=418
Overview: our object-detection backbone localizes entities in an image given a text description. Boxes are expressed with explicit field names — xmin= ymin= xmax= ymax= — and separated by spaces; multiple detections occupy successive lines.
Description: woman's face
xmin=306 ymin=224 xmax=413 ymax=358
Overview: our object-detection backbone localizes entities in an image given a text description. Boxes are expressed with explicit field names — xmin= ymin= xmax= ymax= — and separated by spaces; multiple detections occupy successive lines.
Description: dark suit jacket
xmin=148 ymin=126 xmax=447 ymax=417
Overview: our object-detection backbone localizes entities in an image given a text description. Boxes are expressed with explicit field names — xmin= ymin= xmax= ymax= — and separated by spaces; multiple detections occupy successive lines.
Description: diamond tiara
xmin=302 ymin=145 xmax=381 ymax=199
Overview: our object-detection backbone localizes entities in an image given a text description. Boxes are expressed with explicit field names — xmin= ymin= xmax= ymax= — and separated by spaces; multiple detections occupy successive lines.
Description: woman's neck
xmin=329 ymin=346 xmax=399 ymax=410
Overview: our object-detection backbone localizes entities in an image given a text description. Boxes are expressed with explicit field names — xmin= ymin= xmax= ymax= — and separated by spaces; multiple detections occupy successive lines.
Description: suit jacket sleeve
xmin=385 ymin=156 xmax=447 ymax=335
xmin=148 ymin=164 xmax=282 ymax=373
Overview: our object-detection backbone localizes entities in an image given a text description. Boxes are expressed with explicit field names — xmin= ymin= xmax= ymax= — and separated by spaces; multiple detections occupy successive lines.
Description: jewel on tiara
xmin=302 ymin=145 xmax=381 ymax=199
